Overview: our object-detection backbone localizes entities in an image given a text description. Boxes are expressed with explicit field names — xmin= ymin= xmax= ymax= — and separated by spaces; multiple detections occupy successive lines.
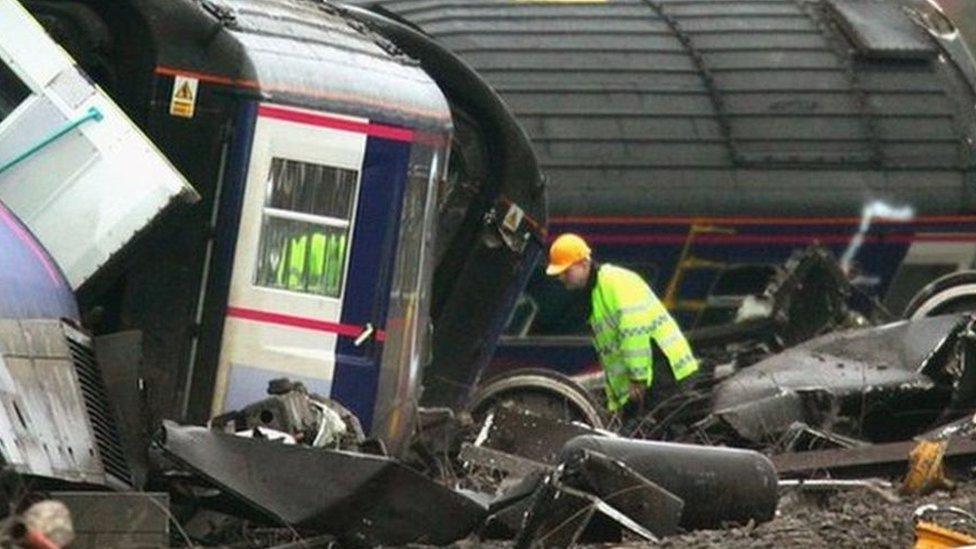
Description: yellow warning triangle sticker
xmin=170 ymin=75 xmax=198 ymax=119
xmin=175 ymin=81 xmax=194 ymax=101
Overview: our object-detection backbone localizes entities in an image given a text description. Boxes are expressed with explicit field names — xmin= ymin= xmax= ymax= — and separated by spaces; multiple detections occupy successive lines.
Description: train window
xmin=524 ymin=274 xmax=591 ymax=336
xmin=504 ymin=294 xmax=540 ymax=337
xmin=695 ymin=264 xmax=778 ymax=328
xmin=253 ymin=158 xmax=358 ymax=297
xmin=0 ymin=60 xmax=30 ymax=123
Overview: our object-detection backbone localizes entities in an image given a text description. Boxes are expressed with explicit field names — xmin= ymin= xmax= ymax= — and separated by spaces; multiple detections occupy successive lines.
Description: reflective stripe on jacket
xmin=276 ymin=233 xmax=346 ymax=296
xmin=589 ymin=264 xmax=698 ymax=412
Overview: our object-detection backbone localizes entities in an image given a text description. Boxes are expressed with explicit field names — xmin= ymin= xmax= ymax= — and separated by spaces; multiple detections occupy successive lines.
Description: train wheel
xmin=467 ymin=368 xmax=605 ymax=429
xmin=903 ymin=271 xmax=976 ymax=319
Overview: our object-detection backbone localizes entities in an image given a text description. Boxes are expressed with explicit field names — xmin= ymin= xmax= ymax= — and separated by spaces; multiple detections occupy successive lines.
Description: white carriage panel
xmin=0 ymin=1 xmax=62 ymax=88
xmin=212 ymin=319 xmax=337 ymax=413
xmin=214 ymin=105 xmax=367 ymax=415
xmin=227 ymin=109 xmax=366 ymax=318
xmin=0 ymin=0 xmax=197 ymax=288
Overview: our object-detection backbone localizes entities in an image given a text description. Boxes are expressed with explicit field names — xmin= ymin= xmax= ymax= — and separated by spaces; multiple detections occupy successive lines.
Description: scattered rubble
xmin=136 ymin=301 xmax=976 ymax=546
xmin=658 ymin=478 xmax=976 ymax=548
xmin=10 ymin=247 xmax=976 ymax=547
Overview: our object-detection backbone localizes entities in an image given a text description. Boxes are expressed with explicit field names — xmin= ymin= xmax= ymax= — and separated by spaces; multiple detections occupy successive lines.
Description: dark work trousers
xmin=620 ymin=343 xmax=695 ymax=426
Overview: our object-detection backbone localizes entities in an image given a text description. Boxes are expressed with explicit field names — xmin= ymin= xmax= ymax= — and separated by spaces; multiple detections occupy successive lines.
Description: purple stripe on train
xmin=0 ymin=201 xmax=78 ymax=320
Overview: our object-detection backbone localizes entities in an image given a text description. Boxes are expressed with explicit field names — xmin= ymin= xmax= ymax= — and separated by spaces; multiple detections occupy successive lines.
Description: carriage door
xmin=213 ymin=103 xmax=403 ymax=418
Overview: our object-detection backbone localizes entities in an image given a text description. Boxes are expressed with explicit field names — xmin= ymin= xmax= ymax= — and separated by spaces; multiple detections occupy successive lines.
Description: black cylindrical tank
xmin=562 ymin=435 xmax=779 ymax=529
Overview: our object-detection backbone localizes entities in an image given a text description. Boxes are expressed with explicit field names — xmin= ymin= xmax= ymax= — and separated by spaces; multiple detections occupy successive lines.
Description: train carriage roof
xmin=142 ymin=0 xmax=451 ymax=131
xmin=347 ymin=0 xmax=976 ymax=216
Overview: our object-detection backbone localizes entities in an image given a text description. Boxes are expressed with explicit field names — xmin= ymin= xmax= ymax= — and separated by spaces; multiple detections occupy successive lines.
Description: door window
xmin=253 ymin=157 xmax=358 ymax=297
xmin=0 ymin=60 xmax=29 ymax=123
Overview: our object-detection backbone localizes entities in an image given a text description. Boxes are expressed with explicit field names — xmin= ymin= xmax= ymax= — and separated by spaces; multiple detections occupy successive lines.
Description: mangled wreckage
xmin=567 ymin=245 xmax=976 ymax=457
xmin=583 ymin=245 xmax=976 ymax=452
xmin=1 ymin=0 xmax=772 ymax=546
xmin=622 ymin=246 xmax=976 ymax=452
xmin=6 ymin=0 xmax=976 ymax=547
xmin=700 ymin=314 xmax=976 ymax=448
xmin=0 ymin=1 xmax=785 ymax=545
xmin=451 ymin=244 xmax=976 ymax=543
xmin=151 ymin=382 xmax=781 ymax=547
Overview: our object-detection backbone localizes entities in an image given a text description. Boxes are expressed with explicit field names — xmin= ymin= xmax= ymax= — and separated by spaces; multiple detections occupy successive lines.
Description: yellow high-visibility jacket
xmin=589 ymin=264 xmax=698 ymax=411
xmin=276 ymin=233 xmax=346 ymax=296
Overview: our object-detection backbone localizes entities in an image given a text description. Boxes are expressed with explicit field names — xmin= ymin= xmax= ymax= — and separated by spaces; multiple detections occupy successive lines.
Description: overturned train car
xmin=350 ymin=0 xmax=976 ymax=378
xmin=17 ymin=0 xmax=545 ymax=454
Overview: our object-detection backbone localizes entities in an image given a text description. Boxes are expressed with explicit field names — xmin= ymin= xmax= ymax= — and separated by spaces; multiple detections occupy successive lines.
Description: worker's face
xmin=559 ymin=259 xmax=590 ymax=290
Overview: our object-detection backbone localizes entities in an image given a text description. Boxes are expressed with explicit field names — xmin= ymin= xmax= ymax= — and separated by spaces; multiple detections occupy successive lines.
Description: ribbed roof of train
xmin=351 ymin=0 xmax=976 ymax=216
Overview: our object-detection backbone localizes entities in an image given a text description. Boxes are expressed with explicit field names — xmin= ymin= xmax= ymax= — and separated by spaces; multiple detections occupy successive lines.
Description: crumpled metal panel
xmin=827 ymin=0 xmax=937 ymax=59
xmin=158 ymin=421 xmax=486 ymax=546
xmin=511 ymin=450 xmax=671 ymax=547
xmin=711 ymin=314 xmax=966 ymax=441
xmin=0 ymin=319 xmax=111 ymax=486
xmin=478 ymin=404 xmax=598 ymax=465
xmin=712 ymin=390 xmax=808 ymax=443
xmin=563 ymin=449 xmax=684 ymax=539
xmin=514 ymin=479 xmax=597 ymax=549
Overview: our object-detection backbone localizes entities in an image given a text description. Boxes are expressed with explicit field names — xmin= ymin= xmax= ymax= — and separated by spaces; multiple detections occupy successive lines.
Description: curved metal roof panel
xmin=148 ymin=0 xmax=451 ymax=130
xmin=351 ymin=0 xmax=976 ymax=216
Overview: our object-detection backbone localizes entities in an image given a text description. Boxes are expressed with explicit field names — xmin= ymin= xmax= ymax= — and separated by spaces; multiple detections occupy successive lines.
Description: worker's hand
xmin=628 ymin=381 xmax=646 ymax=403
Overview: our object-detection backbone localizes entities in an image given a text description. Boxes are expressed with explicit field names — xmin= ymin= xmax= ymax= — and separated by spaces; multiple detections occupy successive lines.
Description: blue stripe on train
xmin=330 ymin=136 xmax=411 ymax=431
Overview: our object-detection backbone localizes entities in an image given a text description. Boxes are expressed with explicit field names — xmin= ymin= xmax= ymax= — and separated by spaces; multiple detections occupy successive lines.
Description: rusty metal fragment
xmin=903 ymin=440 xmax=954 ymax=496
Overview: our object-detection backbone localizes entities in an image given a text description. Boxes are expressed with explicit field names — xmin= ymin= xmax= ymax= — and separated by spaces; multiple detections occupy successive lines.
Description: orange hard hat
xmin=546 ymin=233 xmax=591 ymax=276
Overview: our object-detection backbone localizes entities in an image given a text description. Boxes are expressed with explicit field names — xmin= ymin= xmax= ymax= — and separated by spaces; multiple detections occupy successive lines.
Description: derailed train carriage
xmin=9 ymin=0 xmax=545 ymax=458
xmin=0 ymin=0 xmax=555 ymax=542
xmin=3 ymin=1 xmax=960 ymax=543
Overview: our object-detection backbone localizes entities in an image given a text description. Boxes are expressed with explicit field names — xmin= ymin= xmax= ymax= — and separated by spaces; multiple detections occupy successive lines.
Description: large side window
xmin=254 ymin=158 xmax=358 ymax=297
xmin=0 ymin=60 xmax=30 ymax=123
